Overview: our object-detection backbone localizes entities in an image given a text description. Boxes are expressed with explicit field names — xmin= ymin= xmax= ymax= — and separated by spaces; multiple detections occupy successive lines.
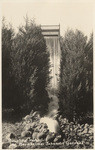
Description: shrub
xmin=58 ymin=29 xmax=93 ymax=121
xmin=2 ymin=17 xmax=50 ymax=114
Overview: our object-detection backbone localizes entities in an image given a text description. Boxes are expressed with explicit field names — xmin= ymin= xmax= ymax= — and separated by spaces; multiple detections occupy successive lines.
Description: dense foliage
xmin=2 ymin=18 xmax=14 ymax=109
xmin=58 ymin=30 xmax=93 ymax=121
xmin=2 ymin=18 xmax=50 ymax=114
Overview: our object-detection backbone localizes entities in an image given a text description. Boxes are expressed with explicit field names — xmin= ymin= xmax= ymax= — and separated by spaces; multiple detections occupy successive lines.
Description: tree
xmin=58 ymin=29 xmax=92 ymax=121
xmin=2 ymin=18 xmax=14 ymax=108
xmin=76 ymin=33 xmax=93 ymax=115
xmin=2 ymin=17 xmax=50 ymax=114
xmin=10 ymin=18 xmax=50 ymax=113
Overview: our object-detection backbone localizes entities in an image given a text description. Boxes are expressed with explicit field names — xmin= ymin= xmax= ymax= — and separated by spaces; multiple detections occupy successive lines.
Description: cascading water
xmin=45 ymin=37 xmax=61 ymax=92
xmin=45 ymin=36 xmax=61 ymax=116
xmin=40 ymin=26 xmax=61 ymax=133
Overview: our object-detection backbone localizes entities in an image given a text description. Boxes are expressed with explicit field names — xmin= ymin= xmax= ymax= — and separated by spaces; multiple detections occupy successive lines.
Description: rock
xmin=2 ymin=142 xmax=10 ymax=149
xmin=24 ymin=124 xmax=33 ymax=132
xmin=40 ymin=117 xmax=60 ymax=133
xmin=69 ymin=131 xmax=75 ymax=137
xmin=62 ymin=130 xmax=65 ymax=133
xmin=21 ymin=131 xmax=32 ymax=138
xmin=32 ymin=111 xmax=39 ymax=117
xmin=65 ymin=124 xmax=70 ymax=131
xmin=35 ymin=123 xmax=46 ymax=131
xmin=42 ymin=123 xmax=48 ymax=128
xmin=54 ymin=135 xmax=62 ymax=142
xmin=15 ymin=122 xmax=19 ymax=126
xmin=77 ymin=129 xmax=82 ymax=133
xmin=46 ymin=133 xmax=56 ymax=142
xmin=77 ymin=124 xmax=81 ymax=128
xmin=26 ymin=137 xmax=31 ymax=142
xmin=37 ymin=132 xmax=47 ymax=139
xmin=85 ymin=141 xmax=90 ymax=146
xmin=73 ymin=124 xmax=76 ymax=129
xmin=23 ymin=115 xmax=31 ymax=121
xmin=82 ymin=128 xmax=88 ymax=134
xmin=85 ymin=133 xmax=90 ymax=137
xmin=32 ymin=132 xmax=38 ymax=140
xmin=69 ymin=127 xmax=73 ymax=131
xmin=88 ymin=128 xmax=93 ymax=134
xmin=89 ymin=135 xmax=93 ymax=140
xmin=77 ymin=132 xmax=82 ymax=136
xmin=81 ymin=124 xmax=84 ymax=128
xmin=89 ymin=125 xmax=93 ymax=128
xmin=31 ymin=111 xmax=40 ymax=121
xmin=30 ymin=110 xmax=34 ymax=115
xmin=84 ymin=123 xmax=89 ymax=128
xmin=74 ymin=127 xmax=78 ymax=132
xmin=61 ymin=124 xmax=65 ymax=129
xmin=63 ymin=118 xmax=69 ymax=124
xmin=31 ymin=122 xmax=37 ymax=128
xmin=70 ymin=122 xmax=74 ymax=125
xmin=37 ymin=123 xmax=47 ymax=131
xmin=41 ymin=128 xmax=49 ymax=134
xmin=64 ymin=132 xmax=68 ymax=138
xmin=6 ymin=133 xmax=15 ymax=141
xmin=9 ymin=133 xmax=15 ymax=138
xmin=8 ymin=143 xmax=17 ymax=149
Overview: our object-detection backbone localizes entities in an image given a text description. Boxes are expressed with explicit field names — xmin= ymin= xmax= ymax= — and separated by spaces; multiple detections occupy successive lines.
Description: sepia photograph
xmin=1 ymin=0 xmax=94 ymax=149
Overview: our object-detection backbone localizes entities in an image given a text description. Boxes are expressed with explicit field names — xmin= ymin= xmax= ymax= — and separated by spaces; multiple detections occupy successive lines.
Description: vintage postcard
xmin=1 ymin=0 xmax=94 ymax=149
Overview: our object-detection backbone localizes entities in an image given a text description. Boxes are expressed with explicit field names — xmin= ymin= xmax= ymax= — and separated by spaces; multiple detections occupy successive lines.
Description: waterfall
xmin=40 ymin=26 xmax=61 ymax=127
xmin=45 ymin=36 xmax=61 ymax=92
xmin=44 ymin=36 xmax=61 ymax=118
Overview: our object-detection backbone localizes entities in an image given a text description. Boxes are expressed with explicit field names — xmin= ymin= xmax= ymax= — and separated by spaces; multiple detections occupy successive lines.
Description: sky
xmin=2 ymin=1 xmax=94 ymax=38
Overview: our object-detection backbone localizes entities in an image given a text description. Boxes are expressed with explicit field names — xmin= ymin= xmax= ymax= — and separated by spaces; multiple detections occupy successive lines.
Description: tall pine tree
xmin=58 ymin=29 xmax=93 ymax=121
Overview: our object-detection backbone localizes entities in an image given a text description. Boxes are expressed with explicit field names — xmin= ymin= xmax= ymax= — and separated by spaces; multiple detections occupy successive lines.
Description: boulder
xmin=84 ymin=123 xmax=89 ymax=128
xmin=31 ymin=111 xmax=40 ymax=121
xmin=81 ymin=124 xmax=85 ymax=128
xmin=88 ymin=128 xmax=93 ymax=133
xmin=26 ymin=137 xmax=31 ymax=142
xmin=41 ymin=128 xmax=49 ymax=134
xmin=24 ymin=124 xmax=34 ymax=132
xmin=2 ymin=142 xmax=10 ymax=149
xmin=30 ymin=110 xmax=34 ymax=115
xmin=31 ymin=122 xmax=38 ymax=129
xmin=8 ymin=143 xmax=17 ymax=149
xmin=65 ymin=124 xmax=70 ymax=131
xmin=77 ymin=124 xmax=81 ymax=128
xmin=6 ymin=133 xmax=15 ymax=141
xmin=46 ymin=133 xmax=56 ymax=143
xmin=32 ymin=111 xmax=39 ymax=117
xmin=85 ymin=141 xmax=90 ymax=146
xmin=32 ymin=132 xmax=38 ymax=140
xmin=82 ymin=128 xmax=88 ymax=134
xmin=54 ymin=135 xmax=62 ymax=142
xmin=37 ymin=131 xmax=47 ymax=139
xmin=89 ymin=125 xmax=93 ymax=128
xmin=21 ymin=131 xmax=32 ymax=138
xmin=62 ymin=118 xmax=69 ymax=124
xmin=23 ymin=115 xmax=32 ymax=121
xmin=70 ymin=122 xmax=74 ymax=125
xmin=77 ymin=132 xmax=82 ymax=136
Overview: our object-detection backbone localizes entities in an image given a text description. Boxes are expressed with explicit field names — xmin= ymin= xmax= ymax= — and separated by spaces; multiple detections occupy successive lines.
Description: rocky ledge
xmin=2 ymin=111 xmax=93 ymax=149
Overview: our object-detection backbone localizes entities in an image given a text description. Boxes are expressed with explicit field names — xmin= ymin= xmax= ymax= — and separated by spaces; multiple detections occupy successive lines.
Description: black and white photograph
xmin=1 ymin=0 xmax=94 ymax=149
